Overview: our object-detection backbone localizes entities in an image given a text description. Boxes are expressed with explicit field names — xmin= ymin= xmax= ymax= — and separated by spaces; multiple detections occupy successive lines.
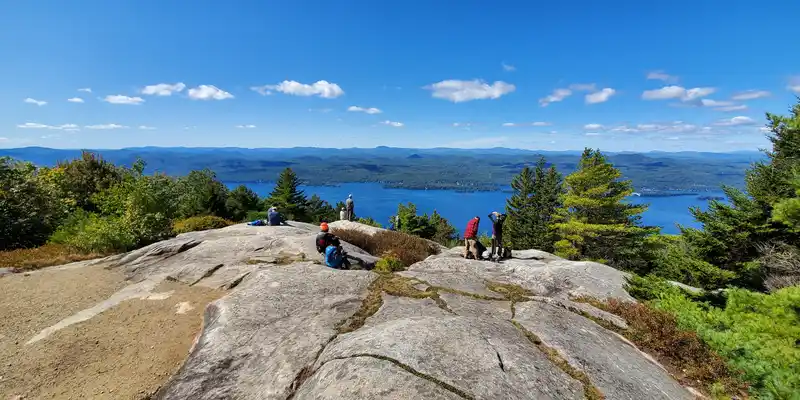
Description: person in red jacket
xmin=463 ymin=216 xmax=482 ymax=260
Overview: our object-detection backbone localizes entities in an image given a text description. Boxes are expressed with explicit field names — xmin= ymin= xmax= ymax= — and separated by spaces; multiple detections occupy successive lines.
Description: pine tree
xmin=552 ymin=148 xmax=657 ymax=268
xmin=504 ymin=157 xmax=563 ymax=252
xmin=266 ymin=168 xmax=309 ymax=222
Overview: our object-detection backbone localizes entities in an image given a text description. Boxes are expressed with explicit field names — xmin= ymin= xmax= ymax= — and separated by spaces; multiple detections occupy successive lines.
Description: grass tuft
xmin=0 ymin=243 xmax=105 ymax=271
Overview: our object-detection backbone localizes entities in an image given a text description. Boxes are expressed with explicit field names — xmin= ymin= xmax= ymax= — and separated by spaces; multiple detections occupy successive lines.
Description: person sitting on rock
xmin=268 ymin=206 xmax=285 ymax=226
xmin=339 ymin=207 xmax=346 ymax=221
xmin=463 ymin=216 xmax=482 ymax=260
xmin=488 ymin=211 xmax=507 ymax=259
xmin=315 ymin=223 xmax=351 ymax=268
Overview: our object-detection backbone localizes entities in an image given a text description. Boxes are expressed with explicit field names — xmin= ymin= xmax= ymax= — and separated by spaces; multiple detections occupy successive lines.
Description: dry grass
xmin=574 ymin=296 xmax=749 ymax=398
xmin=0 ymin=243 xmax=105 ymax=272
xmin=332 ymin=228 xmax=439 ymax=268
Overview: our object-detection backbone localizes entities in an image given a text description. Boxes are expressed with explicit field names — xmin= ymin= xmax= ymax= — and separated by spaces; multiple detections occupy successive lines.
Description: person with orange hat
xmin=315 ymin=222 xmax=350 ymax=269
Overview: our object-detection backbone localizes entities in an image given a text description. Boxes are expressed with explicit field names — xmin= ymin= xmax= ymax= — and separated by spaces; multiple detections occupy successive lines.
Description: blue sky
xmin=2 ymin=0 xmax=799 ymax=152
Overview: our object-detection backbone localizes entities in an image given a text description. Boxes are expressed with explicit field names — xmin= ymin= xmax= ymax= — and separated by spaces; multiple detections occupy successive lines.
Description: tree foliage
xmin=504 ymin=157 xmax=563 ymax=252
xmin=390 ymin=203 xmax=457 ymax=245
xmin=552 ymin=148 xmax=658 ymax=268
xmin=226 ymin=184 xmax=261 ymax=221
xmin=266 ymin=168 xmax=309 ymax=221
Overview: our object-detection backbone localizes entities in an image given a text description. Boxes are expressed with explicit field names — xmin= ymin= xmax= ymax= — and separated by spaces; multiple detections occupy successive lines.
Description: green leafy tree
xmin=428 ymin=210 xmax=457 ymax=244
xmin=175 ymin=169 xmax=230 ymax=219
xmin=392 ymin=202 xmax=436 ymax=239
xmin=56 ymin=151 xmax=124 ymax=212
xmin=552 ymin=148 xmax=658 ymax=268
xmin=0 ymin=158 xmax=62 ymax=249
xmin=265 ymin=168 xmax=309 ymax=221
xmin=504 ymin=157 xmax=563 ymax=252
xmin=226 ymin=185 xmax=261 ymax=221
xmin=305 ymin=194 xmax=337 ymax=223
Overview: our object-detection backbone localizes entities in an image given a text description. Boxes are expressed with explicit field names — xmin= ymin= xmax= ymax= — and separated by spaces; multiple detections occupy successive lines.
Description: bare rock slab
xmin=514 ymin=301 xmax=694 ymax=400
xmin=154 ymin=263 xmax=375 ymax=400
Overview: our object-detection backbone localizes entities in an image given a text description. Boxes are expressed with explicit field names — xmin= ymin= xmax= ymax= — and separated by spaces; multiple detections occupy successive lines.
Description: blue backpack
xmin=324 ymin=245 xmax=344 ymax=268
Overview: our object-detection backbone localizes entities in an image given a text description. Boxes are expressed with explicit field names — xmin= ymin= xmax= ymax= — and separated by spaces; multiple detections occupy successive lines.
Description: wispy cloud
xmin=424 ymin=79 xmax=515 ymax=102
xmin=141 ymin=82 xmax=186 ymax=96
xmin=24 ymin=98 xmax=47 ymax=106
xmin=67 ymin=97 xmax=84 ymax=103
xmin=235 ymin=124 xmax=256 ymax=129
xmin=138 ymin=125 xmax=156 ymax=130
xmin=787 ymin=77 xmax=800 ymax=94
xmin=502 ymin=62 xmax=516 ymax=72
xmin=252 ymin=80 xmax=344 ymax=98
xmin=502 ymin=121 xmax=552 ymax=127
xmin=646 ymin=70 xmax=678 ymax=83
xmin=539 ymin=88 xmax=572 ymax=107
xmin=381 ymin=120 xmax=404 ymax=127
xmin=714 ymin=116 xmax=756 ymax=126
xmin=78 ymin=88 xmax=92 ymax=93
xmin=585 ymin=88 xmax=616 ymax=104
xmin=85 ymin=124 xmax=128 ymax=130
xmin=347 ymin=106 xmax=382 ymax=114
xmin=103 ymin=95 xmax=145 ymax=105
xmin=731 ymin=90 xmax=770 ymax=100
xmin=187 ymin=85 xmax=234 ymax=100
xmin=584 ymin=123 xmax=603 ymax=130
xmin=642 ymin=85 xmax=715 ymax=101
xmin=17 ymin=122 xmax=79 ymax=131
xmin=585 ymin=132 xmax=601 ymax=136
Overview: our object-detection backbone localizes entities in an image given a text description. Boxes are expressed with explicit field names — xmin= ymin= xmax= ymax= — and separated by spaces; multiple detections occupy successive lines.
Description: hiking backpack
xmin=324 ymin=245 xmax=344 ymax=268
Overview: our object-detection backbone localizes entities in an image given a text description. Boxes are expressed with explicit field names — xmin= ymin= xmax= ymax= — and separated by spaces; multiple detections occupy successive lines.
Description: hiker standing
xmin=339 ymin=207 xmax=346 ymax=221
xmin=488 ymin=211 xmax=507 ymax=259
xmin=345 ymin=194 xmax=355 ymax=221
xmin=463 ymin=216 xmax=481 ymax=260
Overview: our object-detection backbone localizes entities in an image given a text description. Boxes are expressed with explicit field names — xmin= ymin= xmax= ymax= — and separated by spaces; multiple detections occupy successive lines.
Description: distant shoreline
xmin=224 ymin=181 xmax=726 ymax=198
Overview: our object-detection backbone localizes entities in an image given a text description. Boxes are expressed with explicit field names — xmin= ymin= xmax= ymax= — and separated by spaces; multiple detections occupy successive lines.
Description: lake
xmin=228 ymin=182 xmax=719 ymax=235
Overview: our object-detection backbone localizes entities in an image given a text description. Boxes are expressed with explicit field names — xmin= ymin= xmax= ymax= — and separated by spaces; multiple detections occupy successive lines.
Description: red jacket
xmin=464 ymin=218 xmax=479 ymax=239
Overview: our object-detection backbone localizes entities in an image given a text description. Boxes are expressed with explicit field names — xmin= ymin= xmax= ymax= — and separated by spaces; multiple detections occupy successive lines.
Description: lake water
xmin=228 ymin=182 xmax=718 ymax=235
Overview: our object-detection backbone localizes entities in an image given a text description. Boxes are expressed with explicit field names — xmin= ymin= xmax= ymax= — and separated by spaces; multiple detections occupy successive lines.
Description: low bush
xmin=245 ymin=210 xmax=268 ymax=222
xmin=173 ymin=215 xmax=234 ymax=234
xmin=0 ymin=243 xmax=104 ymax=271
xmin=50 ymin=213 xmax=137 ymax=253
xmin=576 ymin=295 xmax=749 ymax=398
xmin=643 ymin=235 xmax=737 ymax=289
xmin=332 ymin=228 xmax=439 ymax=267
xmin=374 ymin=253 xmax=406 ymax=272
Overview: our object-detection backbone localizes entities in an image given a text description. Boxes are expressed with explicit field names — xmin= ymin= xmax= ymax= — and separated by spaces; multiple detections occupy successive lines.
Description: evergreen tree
xmin=681 ymin=100 xmax=800 ymax=290
xmin=225 ymin=185 xmax=261 ymax=221
xmin=552 ymin=148 xmax=657 ymax=268
xmin=429 ymin=209 xmax=458 ymax=245
xmin=305 ymin=194 xmax=337 ymax=223
xmin=266 ymin=168 xmax=309 ymax=221
xmin=504 ymin=157 xmax=563 ymax=252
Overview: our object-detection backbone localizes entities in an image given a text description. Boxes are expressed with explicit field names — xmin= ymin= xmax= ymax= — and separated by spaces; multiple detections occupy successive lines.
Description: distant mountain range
xmin=0 ymin=146 xmax=765 ymax=193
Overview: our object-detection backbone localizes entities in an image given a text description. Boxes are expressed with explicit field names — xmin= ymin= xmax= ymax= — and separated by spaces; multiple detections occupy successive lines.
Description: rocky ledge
xmin=22 ymin=221 xmax=699 ymax=399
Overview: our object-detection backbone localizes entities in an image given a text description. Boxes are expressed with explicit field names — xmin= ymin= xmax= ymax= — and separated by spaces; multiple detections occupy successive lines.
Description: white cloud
xmin=585 ymin=132 xmax=601 ymax=136
xmin=252 ymin=80 xmax=344 ymax=99
xmin=569 ymin=83 xmax=597 ymax=91
xmin=453 ymin=122 xmax=473 ymax=127
xmin=503 ymin=121 xmax=552 ymax=127
xmin=715 ymin=116 xmax=756 ymax=126
xmin=24 ymin=98 xmax=47 ymax=106
xmin=67 ymin=97 xmax=84 ymax=103
xmin=236 ymin=124 xmax=257 ymax=129
xmin=502 ymin=122 xmax=517 ymax=127
xmin=642 ymin=85 xmax=715 ymax=101
xmin=187 ymin=85 xmax=234 ymax=100
xmin=584 ymin=123 xmax=603 ymax=130
xmin=138 ymin=125 xmax=156 ymax=130
xmin=0 ymin=137 xmax=7 ymax=142
xmin=17 ymin=122 xmax=79 ymax=131
xmin=425 ymin=79 xmax=516 ymax=102
xmin=78 ymin=88 xmax=92 ymax=93
xmin=732 ymin=90 xmax=770 ymax=100
xmin=700 ymin=99 xmax=734 ymax=107
xmin=666 ymin=136 xmax=680 ymax=140
xmin=85 ymin=124 xmax=128 ymax=130
xmin=381 ymin=120 xmax=404 ymax=127
xmin=532 ymin=121 xmax=551 ymax=126
xmin=646 ymin=71 xmax=678 ymax=82
xmin=787 ymin=77 xmax=800 ymax=94
xmin=539 ymin=88 xmax=572 ymax=107
xmin=716 ymin=105 xmax=748 ymax=112
xmin=502 ymin=63 xmax=516 ymax=72
xmin=585 ymin=88 xmax=616 ymax=104
xmin=103 ymin=95 xmax=145 ymax=105
xmin=141 ymin=82 xmax=186 ymax=96
xmin=608 ymin=122 xmax=708 ymax=135
xmin=347 ymin=106 xmax=382 ymax=114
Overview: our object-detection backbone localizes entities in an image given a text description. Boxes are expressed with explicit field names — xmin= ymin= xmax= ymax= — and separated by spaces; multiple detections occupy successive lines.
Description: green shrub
xmin=245 ymin=210 xmax=268 ymax=222
xmin=644 ymin=235 xmax=737 ymax=289
xmin=52 ymin=213 xmax=136 ymax=253
xmin=332 ymin=228 xmax=439 ymax=267
xmin=356 ymin=217 xmax=382 ymax=228
xmin=173 ymin=216 xmax=234 ymax=234
xmin=374 ymin=253 xmax=406 ymax=272
xmin=653 ymin=286 xmax=800 ymax=398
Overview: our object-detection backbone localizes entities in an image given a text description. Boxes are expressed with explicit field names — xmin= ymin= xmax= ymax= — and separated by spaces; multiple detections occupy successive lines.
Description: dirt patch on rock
xmin=0 ymin=270 xmax=223 ymax=400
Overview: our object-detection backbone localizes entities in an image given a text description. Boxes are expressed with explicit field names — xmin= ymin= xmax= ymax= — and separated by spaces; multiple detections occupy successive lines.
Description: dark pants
xmin=491 ymin=234 xmax=503 ymax=258
xmin=346 ymin=208 xmax=354 ymax=221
